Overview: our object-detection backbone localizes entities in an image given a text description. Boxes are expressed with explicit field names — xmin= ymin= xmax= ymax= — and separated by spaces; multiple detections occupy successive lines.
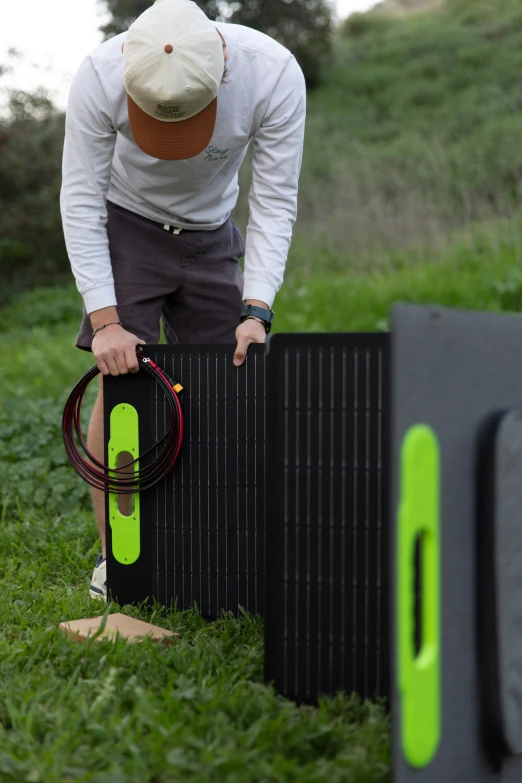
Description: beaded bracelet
xmin=92 ymin=321 xmax=123 ymax=339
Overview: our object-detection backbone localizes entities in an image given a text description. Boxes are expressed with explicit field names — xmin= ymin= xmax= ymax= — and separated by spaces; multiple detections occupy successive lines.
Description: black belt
xmin=161 ymin=222 xmax=192 ymax=235
xmin=106 ymin=200 xmax=203 ymax=234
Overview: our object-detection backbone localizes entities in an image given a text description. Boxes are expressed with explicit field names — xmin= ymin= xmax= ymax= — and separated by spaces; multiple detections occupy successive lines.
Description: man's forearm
xmin=90 ymin=306 xmax=120 ymax=331
xmin=244 ymin=298 xmax=269 ymax=310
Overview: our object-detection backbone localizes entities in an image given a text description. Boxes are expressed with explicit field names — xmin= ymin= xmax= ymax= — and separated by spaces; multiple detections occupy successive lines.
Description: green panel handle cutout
xmin=108 ymin=403 xmax=140 ymax=565
xmin=398 ymin=424 xmax=441 ymax=768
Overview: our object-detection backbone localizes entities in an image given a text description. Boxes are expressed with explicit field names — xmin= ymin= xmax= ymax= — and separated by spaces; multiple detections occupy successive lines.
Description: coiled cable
xmin=63 ymin=354 xmax=183 ymax=493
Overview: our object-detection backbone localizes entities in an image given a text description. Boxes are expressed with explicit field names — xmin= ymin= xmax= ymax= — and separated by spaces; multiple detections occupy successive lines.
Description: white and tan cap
xmin=123 ymin=0 xmax=224 ymax=160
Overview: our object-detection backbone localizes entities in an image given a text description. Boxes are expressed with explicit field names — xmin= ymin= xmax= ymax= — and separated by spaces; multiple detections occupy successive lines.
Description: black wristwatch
xmin=240 ymin=304 xmax=274 ymax=333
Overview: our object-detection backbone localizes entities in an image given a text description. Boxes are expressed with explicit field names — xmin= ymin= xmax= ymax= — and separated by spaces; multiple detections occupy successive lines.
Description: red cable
xmin=63 ymin=355 xmax=184 ymax=493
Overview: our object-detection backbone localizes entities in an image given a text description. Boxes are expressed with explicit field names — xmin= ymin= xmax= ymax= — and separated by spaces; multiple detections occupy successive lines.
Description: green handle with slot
xmin=108 ymin=403 xmax=140 ymax=565
xmin=398 ymin=424 xmax=441 ymax=768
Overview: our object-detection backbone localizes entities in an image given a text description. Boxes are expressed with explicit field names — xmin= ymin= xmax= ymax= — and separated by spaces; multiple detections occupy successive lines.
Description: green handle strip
xmin=108 ymin=403 xmax=140 ymax=565
xmin=398 ymin=424 xmax=441 ymax=768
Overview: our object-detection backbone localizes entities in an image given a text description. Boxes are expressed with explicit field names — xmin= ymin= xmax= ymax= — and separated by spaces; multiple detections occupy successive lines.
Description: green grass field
xmin=2 ymin=213 xmax=522 ymax=781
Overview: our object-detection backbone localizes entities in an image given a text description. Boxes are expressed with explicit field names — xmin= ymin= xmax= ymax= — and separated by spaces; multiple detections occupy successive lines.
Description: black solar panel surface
xmin=104 ymin=344 xmax=265 ymax=619
xmin=264 ymin=334 xmax=391 ymax=704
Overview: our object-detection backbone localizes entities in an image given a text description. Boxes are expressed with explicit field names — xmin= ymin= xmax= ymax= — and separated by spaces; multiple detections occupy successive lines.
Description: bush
xmin=101 ymin=0 xmax=333 ymax=88
xmin=341 ymin=11 xmax=396 ymax=39
xmin=0 ymin=90 xmax=68 ymax=306
xmin=0 ymin=397 xmax=92 ymax=519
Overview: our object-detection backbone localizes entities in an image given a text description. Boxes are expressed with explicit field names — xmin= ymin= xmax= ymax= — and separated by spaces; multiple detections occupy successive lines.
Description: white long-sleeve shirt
xmin=60 ymin=22 xmax=306 ymax=315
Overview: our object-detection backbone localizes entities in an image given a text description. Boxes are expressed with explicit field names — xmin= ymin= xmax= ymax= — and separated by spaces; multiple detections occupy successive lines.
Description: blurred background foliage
xmin=1 ymin=0 xmax=522 ymax=305
xmin=101 ymin=0 xmax=333 ymax=86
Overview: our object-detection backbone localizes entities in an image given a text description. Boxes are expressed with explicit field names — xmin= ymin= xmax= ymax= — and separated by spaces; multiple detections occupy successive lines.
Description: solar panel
xmin=263 ymin=333 xmax=391 ymax=704
xmin=391 ymin=304 xmax=522 ymax=783
xmin=104 ymin=344 xmax=266 ymax=619
xmin=104 ymin=335 xmax=391 ymax=705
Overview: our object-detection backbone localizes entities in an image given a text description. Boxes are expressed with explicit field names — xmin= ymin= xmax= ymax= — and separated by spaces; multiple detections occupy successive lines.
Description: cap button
xmin=164 ymin=44 xmax=173 ymax=54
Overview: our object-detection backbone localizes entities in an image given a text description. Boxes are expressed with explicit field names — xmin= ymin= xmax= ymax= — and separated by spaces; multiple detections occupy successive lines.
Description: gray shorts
xmin=76 ymin=200 xmax=246 ymax=351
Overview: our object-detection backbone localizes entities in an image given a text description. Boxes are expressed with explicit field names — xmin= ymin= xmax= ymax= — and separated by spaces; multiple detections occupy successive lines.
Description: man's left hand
xmin=233 ymin=318 xmax=267 ymax=366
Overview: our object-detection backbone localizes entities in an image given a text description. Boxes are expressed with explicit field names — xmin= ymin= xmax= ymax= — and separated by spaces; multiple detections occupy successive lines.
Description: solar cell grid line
xmin=161 ymin=353 xmax=166 ymax=602
xmin=305 ymin=346 xmax=313 ymax=701
xmin=198 ymin=352 xmax=202 ymax=613
xmin=249 ymin=349 xmax=264 ymax=613
xmin=259 ymin=349 xmax=265 ymax=611
xmin=340 ymin=346 xmax=347 ymax=690
xmin=155 ymin=349 xmax=162 ymax=606
xmin=162 ymin=359 xmax=167 ymax=608
xmin=333 ymin=346 xmax=346 ymax=692
xmin=291 ymin=346 xmax=300 ymax=697
xmin=372 ymin=345 xmax=383 ymax=696
xmin=364 ymin=347 xmax=371 ymax=698
xmin=238 ymin=351 xmax=249 ymax=612
xmin=379 ymin=338 xmax=389 ymax=694
xmin=236 ymin=354 xmax=239 ymax=612
xmin=352 ymin=346 xmax=359 ymax=693
xmin=319 ymin=345 xmax=329 ymax=699
xmin=321 ymin=346 xmax=337 ymax=697
xmin=283 ymin=347 xmax=290 ymax=696
xmin=316 ymin=346 xmax=324 ymax=701
xmin=169 ymin=350 xmax=176 ymax=609
xmin=322 ymin=347 xmax=334 ymax=697
xmin=202 ymin=353 xmax=206 ymax=612
xmin=163 ymin=350 xmax=168 ymax=604
xmin=376 ymin=343 xmax=388 ymax=696
xmin=188 ymin=353 xmax=193 ymax=608
xmin=253 ymin=351 xmax=257 ymax=609
xmin=154 ymin=349 xmax=160 ymax=601
xmin=253 ymin=352 xmax=257 ymax=608
xmin=289 ymin=345 xmax=301 ymax=697
xmin=179 ymin=352 xmax=185 ymax=609
xmin=305 ymin=348 xmax=312 ymax=700
xmin=151 ymin=352 xmax=163 ymax=608
xmin=214 ymin=353 xmax=218 ymax=615
xmin=222 ymin=352 xmax=226 ymax=616
xmin=299 ymin=346 xmax=309 ymax=699
xmin=230 ymin=355 xmax=238 ymax=612
xmin=301 ymin=347 xmax=311 ymax=698
xmin=328 ymin=346 xmax=336 ymax=697
xmin=245 ymin=351 xmax=249 ymax=609
xmin=238 ymin=354 xmax=244 ymax=608
xmin=206 ymin=352 xmax=210 ymax=615
xmin=357 ymin=345 xmax=370 ymax=694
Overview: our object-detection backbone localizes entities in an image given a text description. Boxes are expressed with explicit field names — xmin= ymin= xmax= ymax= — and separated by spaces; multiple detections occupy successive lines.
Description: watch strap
xmin=240 ymin=304 xmax=274 ymax=333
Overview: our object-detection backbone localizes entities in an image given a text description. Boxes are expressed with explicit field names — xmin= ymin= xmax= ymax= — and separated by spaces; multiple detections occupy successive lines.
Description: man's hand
xmin=92 ymin=324 xmax=146 ymax=376
xmin=234 ymin=318 xmax=267 ymax=366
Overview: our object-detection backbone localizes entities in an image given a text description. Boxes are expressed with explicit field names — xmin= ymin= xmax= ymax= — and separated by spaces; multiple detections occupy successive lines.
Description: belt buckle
xmin=163 ymin=224 xmax=183 ymax=236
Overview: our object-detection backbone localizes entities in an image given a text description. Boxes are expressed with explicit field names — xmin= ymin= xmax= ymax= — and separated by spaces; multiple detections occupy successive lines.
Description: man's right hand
xmin=92 ymin=323 xmax=146 ymax=376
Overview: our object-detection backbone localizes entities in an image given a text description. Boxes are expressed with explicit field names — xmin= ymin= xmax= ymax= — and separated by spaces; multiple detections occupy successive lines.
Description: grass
xmin=2 ymin=212 xmax=522 ymax=780
xmin=0 ymin=295 xmax=393 ymax=781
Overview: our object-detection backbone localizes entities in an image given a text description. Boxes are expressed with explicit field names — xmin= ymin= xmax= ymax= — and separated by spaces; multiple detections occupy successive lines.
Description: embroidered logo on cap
xmin=155 ymin=104 xmax=187 ymax=119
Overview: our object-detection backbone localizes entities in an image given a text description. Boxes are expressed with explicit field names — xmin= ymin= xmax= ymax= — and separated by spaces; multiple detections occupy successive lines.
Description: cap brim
xmin=127 ymin=94 xmax=217 ymax=161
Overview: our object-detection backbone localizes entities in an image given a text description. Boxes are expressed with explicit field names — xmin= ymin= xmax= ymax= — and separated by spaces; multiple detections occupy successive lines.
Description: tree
xmin=100 ymin=0 xmax=332 ymax=87
xmin=0 ymin=86 xmax=69 ymax=304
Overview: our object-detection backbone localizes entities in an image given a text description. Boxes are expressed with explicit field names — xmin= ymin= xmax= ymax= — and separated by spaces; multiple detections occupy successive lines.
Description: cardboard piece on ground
xmin=59 ymin=613 xmax=180 ymax=646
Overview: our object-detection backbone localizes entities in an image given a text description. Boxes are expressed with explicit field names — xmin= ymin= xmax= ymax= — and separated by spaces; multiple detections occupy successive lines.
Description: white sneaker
xmin=90 ymin=554 xmax=107 ymax=601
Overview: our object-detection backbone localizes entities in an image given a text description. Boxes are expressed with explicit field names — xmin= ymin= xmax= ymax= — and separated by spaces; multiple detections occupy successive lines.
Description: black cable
xmin=63 ymin=355 xmax=184 ymax=493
